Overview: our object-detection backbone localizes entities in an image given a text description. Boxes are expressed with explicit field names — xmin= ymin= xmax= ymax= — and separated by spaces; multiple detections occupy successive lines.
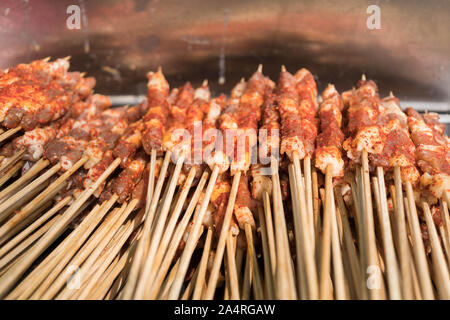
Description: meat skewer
xmin=250 ymin=89 xmax=279 ymax=298
xmin=0 ymin=101 xmax=146 ymax=296
xmin=167 ymin=75 xmax=250 ymax=299
xmin=0 ymin=100 xmax=102 ymax=220
xmin=0 ymin=57 xmax=95 ymax=146
xmin=342 ymin=77 xmax=392 ymax=300
xmin=277 ymin=65 xmax=318 ymax=299
xmin=0 ymin=93 xmax=111 ymax=195
xmin=369 ymin=92 xmax=426 ymax=300
xmin=294 ymin=68 xmax=319 ymax=240
xmin=119 ymin=69 xmax=174 ymax=299
xmin=122 ymin=73 xmax=196 ymax=299
xmin=405 ymin=107 xmax=449 ymax=204
xmin=315 ymin=84 xmax=347 ymax=299
xmin=5 ymin=105 xmax=149 ymax=298
xmin=144 ymin=80 xmax=193 ymax=223
xmin=203 ymin=65 xmax=270 ymax=300
xmin=145 ymin=94 xmax=229 ymax=298
xmin=0 ymin=100 xmax=149 ymax=296
xmin=134 ymin=80 xmax=211 ymax=299
xmin=342 ymin=77 xmax=419 ymax=299
xmin=141 ymin=68 xmax=171 ymax=210
xmin=135 ymin=93 xmax=227 ymax=299
xmin=400 ymin=114 xmax=449 ymax=298
xmin=0 ymin=99 xmax=144 ymax=241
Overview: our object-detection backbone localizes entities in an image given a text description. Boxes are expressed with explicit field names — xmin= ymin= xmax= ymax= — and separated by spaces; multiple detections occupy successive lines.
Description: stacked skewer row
xmin=0 ymin=58 xmax=448 ymax=300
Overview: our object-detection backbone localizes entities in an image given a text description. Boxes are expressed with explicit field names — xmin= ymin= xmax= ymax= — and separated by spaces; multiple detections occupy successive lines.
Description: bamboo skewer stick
xmin=335 ymin=188 xmax=362 ymax=299
xmin=241 ymin=248 xmax=252 ymax=300
xmin=94 ymin=230 xmax=142 ymax=300
xmin=191 ymin=168 xmax=237 ymax=300
xmin=70 ymin=224 xmax=131 ymax=300
xmin=0 ymin=194 xmax=69 ymax=251
xmin=224 ymin=233 xmax=240 ymax=299
xmin=224 ymin=254 xmax=230 ymax=300
xmin=0 ymin=157 xmax=121 ymax=298
xmin=146 ymin=203 xmax=203 ymax=298
xmin=76 ymin=209 xmax=144 ymax=300
xmin=88 ymin=251 xmax=129 ymax=300
xmin=27 ymin=196 xmax=119 ymax=299
xmin=161 ymin=226 xmax=205 ymax=300
xmin=389 ymin=167 xmax=414 ymax=299
xmin=293 ymin=151 xmax=318 ymax=299
xmin=58 ymin=203 xmax=140 ymax=300
xmin=235 ymin=238 xmax=245 ymax=290
xmin=0 ymin=196 xmax=71 ymax=260
xmin=0 ymin=181 xmax=53 ymax=234
xmin=0 ymin=182 xmax=48 ymax=226
xmin=149 ymin=156 xmax=187 ymax=237
xmin=1 ymin=189 xmax=61 ymax=250
xmin=440 ymin=225 xmax=450 ymax=268
xmin=288 ymin=164 xmax=308 ymax=299
xmin=134 ymin=155 xmax=187 ymax=298
xmin=312 ymin=168 xmax=320 ymax=235
xmin=402 ymin=197 xmax=422 ymax=300
xmin=353 ymin=168 xmax=368 ymax=299
xmin=0 ymin=160 xmax=24 ymax=189
xmin=374 ymin=167 xmax=402 ymax=299
xmin=0 ymin=149 xmax=25 ymax=174
xmin=327 ymin=167 xmax=346 ymax=299
xmin=167 ymin=165 xmax=220 ymax=299
xmin=319 ymin=165 xmax=332 ymax=300
xmin=145 ymin=171 xmax=209 ymax=297
xmin=304 ymin=156 xmax=315 ymax=245
xmin=106 ymin=239 xmax=141 ymax=300
xmin=181 ymin=262 xmax=199 ymax=300
xmin=159 ymin=259 xmax=181 ymax=299
xmin=262 ymin=192 xmax=276 ymax=281
xmin=0 ymin=208 xmax=59 ymax=272
xmin=85 ymin=255 xmax=121 ymax=299
xmin=4 ymin=197 xmax=94 ymax=299
xmin=0 ymin=163 xmax=60 ymax=221
xmin=39 ymin=202 xmax=126 ymax=299
xmin=120 ymin=150 xmax=172 ymax=299
xmin=404 ymin=179 xmax=435 ymax=299
xmin=192 ymin=227 xmax=214 ymax=300
xmin=421 ymin=202 xmax=450 ymax=299
xmin=445 ymin=191 xmax=450 ymax=210
xmin=258 ymin=206 xmax=275 ymax=299
xmin=360 ymin=150 xmax=383 ymax=299
xmin=145 ymin=149 xmax=157 ymax=216
xmin=272 ymin=164 xmax=296 ymax=299
xmin=12 ymin=201 xmax=106 ymax=299
xmin=0 ymin=126 xmax=22 ymax=144
xmin=439 ymin=200 xmax=450 ymax=267
xmin=245 ymin=223 xmax=263 ymax=300
xmin=0 ymin=158 xmax=49 ymax=201
xmin=0 ymin=156 xmax=88 ymax=240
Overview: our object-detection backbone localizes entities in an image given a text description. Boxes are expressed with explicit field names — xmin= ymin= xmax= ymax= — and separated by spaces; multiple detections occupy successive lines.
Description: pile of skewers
xmin=0 ymin=57 xmax=448 ymax=300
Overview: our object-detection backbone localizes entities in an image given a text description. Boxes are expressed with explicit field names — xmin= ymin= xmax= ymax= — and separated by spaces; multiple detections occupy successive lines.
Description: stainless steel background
xmin=0 ymin=0 xmax=449 ymax=114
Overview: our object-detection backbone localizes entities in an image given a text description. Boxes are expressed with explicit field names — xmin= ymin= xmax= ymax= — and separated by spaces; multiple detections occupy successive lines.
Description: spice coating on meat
xmin=315 ymin=84 xmax=345 ymax=177
xmin=0 ymin=58 xmax=95 ymax=130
